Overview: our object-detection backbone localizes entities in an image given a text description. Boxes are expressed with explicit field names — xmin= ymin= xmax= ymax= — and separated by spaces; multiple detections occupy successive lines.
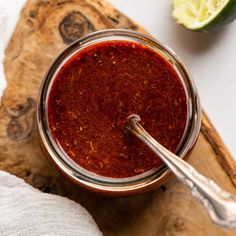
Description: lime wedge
xmin=172 ymin=0 xmax=236 ymax=32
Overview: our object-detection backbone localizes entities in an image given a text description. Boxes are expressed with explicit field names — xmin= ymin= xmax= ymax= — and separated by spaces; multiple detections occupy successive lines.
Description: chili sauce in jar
xmin=48 ymin=41 xmax=187 ymax=178
xmin=38 ymin=30 xmax=201 ymax=195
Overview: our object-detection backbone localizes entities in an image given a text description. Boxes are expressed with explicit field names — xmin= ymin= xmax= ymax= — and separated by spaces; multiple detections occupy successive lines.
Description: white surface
xmin=1 ymin=0 xmax=236 ymax=160
xmin=0 ymin=0 xmax=26 ymax=98
xmin=0 ymin=170 xmax=101 ymax=235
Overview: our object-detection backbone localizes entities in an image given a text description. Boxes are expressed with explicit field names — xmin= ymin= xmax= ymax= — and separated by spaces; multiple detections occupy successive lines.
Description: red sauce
xmin=48 ymin=41 xmax=187 ymax=178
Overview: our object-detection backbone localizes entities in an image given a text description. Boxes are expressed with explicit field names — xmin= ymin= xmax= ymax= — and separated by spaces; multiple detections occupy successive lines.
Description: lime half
xmin=172 ymin=0 xmax=236 ymax=32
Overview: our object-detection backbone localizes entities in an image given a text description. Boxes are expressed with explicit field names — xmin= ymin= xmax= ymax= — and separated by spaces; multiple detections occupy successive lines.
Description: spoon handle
xmin=126 ymin=114 xmax=236 ymax=228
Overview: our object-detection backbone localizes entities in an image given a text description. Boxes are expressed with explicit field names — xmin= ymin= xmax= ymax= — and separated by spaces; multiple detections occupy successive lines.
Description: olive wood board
xmin=1 ymin=0 xmax=236 ymax=235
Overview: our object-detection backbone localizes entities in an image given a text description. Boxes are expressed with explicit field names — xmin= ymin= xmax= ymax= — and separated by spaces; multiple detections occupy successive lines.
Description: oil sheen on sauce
xmin=48 ymin=40 xmax=187 ymax=178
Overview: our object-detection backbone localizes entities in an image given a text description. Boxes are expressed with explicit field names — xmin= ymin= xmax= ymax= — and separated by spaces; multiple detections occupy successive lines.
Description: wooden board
xmin=1 ymin=0 xmax=236 ymax=235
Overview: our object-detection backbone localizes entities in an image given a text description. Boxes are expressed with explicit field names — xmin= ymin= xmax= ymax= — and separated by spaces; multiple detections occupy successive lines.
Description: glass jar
xmin=37 ymin=29 xmax=201 ymax=196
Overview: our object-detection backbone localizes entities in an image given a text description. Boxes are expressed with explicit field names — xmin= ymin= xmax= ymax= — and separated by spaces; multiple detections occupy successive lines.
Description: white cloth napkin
xmin=0 ymin=171 xmax=102 ymax=235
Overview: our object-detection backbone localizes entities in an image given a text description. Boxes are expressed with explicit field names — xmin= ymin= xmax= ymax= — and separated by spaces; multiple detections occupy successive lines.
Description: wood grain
xmin=0 ymin=0 xmax=236 ymax=235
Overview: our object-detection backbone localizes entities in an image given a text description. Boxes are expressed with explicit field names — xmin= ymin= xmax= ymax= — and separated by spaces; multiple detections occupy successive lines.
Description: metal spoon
xmin=125 ymin=114 xmax=236 ymax=228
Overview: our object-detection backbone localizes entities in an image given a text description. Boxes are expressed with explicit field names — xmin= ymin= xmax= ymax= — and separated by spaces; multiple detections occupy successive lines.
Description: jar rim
xmin=37 ymin=29 xmax=201 ymax=195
